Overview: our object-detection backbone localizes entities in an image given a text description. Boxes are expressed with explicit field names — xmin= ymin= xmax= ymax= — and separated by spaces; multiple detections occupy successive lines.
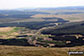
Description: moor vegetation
xmin=0 ymin=6 xmax=84 ymax=56
xmin=0 ymin=45 xmax=84 ymax=56
xmin=41 ymin=21 xmax=84 ymax=35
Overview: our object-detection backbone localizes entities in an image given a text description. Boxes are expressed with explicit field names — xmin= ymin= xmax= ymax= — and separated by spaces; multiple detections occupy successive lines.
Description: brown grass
xmin=0 ymin=27 xmax=19 ymax=39
xmin=32 ymin=14 xmax=84 ymax=22
xmin=0 ymin=45 xmax=84 ymax=56
xmin=0 ymin=27 xmax=13 ymax=32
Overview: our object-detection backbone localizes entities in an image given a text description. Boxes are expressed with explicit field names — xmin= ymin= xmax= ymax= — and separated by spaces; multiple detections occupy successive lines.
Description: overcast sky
xmin=0 ymin=0 xmax=84 ymax=9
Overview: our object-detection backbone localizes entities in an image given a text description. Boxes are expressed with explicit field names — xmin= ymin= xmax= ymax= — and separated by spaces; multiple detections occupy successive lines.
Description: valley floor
xmin=0 ymin=45 xmax=84 ymax=56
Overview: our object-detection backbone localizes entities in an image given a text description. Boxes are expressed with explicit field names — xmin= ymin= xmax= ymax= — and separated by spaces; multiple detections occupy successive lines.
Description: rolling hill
xmin=41 ymin=21 xmax=84 ymax=35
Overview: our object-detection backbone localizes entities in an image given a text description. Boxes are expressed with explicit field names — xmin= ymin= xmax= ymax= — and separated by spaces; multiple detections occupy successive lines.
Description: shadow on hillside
xmin=0 ymin=38 xmax=84 ymax=47
xmin=0 ymin=39 xmax=34 ymax=46
xmin=50 ymin=36 xmax=84 ymax=47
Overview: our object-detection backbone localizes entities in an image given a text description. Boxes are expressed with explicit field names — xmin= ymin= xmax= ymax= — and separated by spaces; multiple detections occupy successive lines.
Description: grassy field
xmin=32 ymin=14 xmax=84 ymax=22
xmin=0 ymin=27 xmax=13 ymax=32
xmin=0 ymin=45 xmax=84 ymax=56
xmin=0 ymin=27 xmax=22 ymax=39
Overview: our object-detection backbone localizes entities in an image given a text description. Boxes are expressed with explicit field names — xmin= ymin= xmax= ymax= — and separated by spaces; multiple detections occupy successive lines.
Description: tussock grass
xmin=0 ymin=45 xmax=84 ymax=56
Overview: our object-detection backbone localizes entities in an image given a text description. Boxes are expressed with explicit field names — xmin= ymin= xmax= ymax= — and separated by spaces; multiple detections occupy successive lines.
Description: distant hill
xmin=0 ymin=6 xmax=84 ymax=27
xmin=36 ymin=6 xmax=84 ymax=10
xmin=55 ymin=6 xmax=84 ymax=10
xmin=16 ymin=6 xmax=84 ymax=11
xmin=0 ymin=10 xmax=49 ymax=19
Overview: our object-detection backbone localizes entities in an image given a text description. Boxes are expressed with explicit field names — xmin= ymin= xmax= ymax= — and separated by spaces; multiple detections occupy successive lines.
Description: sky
xmin=0 ymin=0 xmax=84 ymax=9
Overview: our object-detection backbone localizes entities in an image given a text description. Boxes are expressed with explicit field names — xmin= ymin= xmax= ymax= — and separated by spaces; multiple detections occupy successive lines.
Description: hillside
xmin=0 ymin=6 xmax=84 ymax=23
xmin=32 ymin=14 xmax=84 ymax=22
xmin=41 ymin=21 xmax=84 ymax=35
xmin=0 ymin=45 xmax=84 ymax=56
